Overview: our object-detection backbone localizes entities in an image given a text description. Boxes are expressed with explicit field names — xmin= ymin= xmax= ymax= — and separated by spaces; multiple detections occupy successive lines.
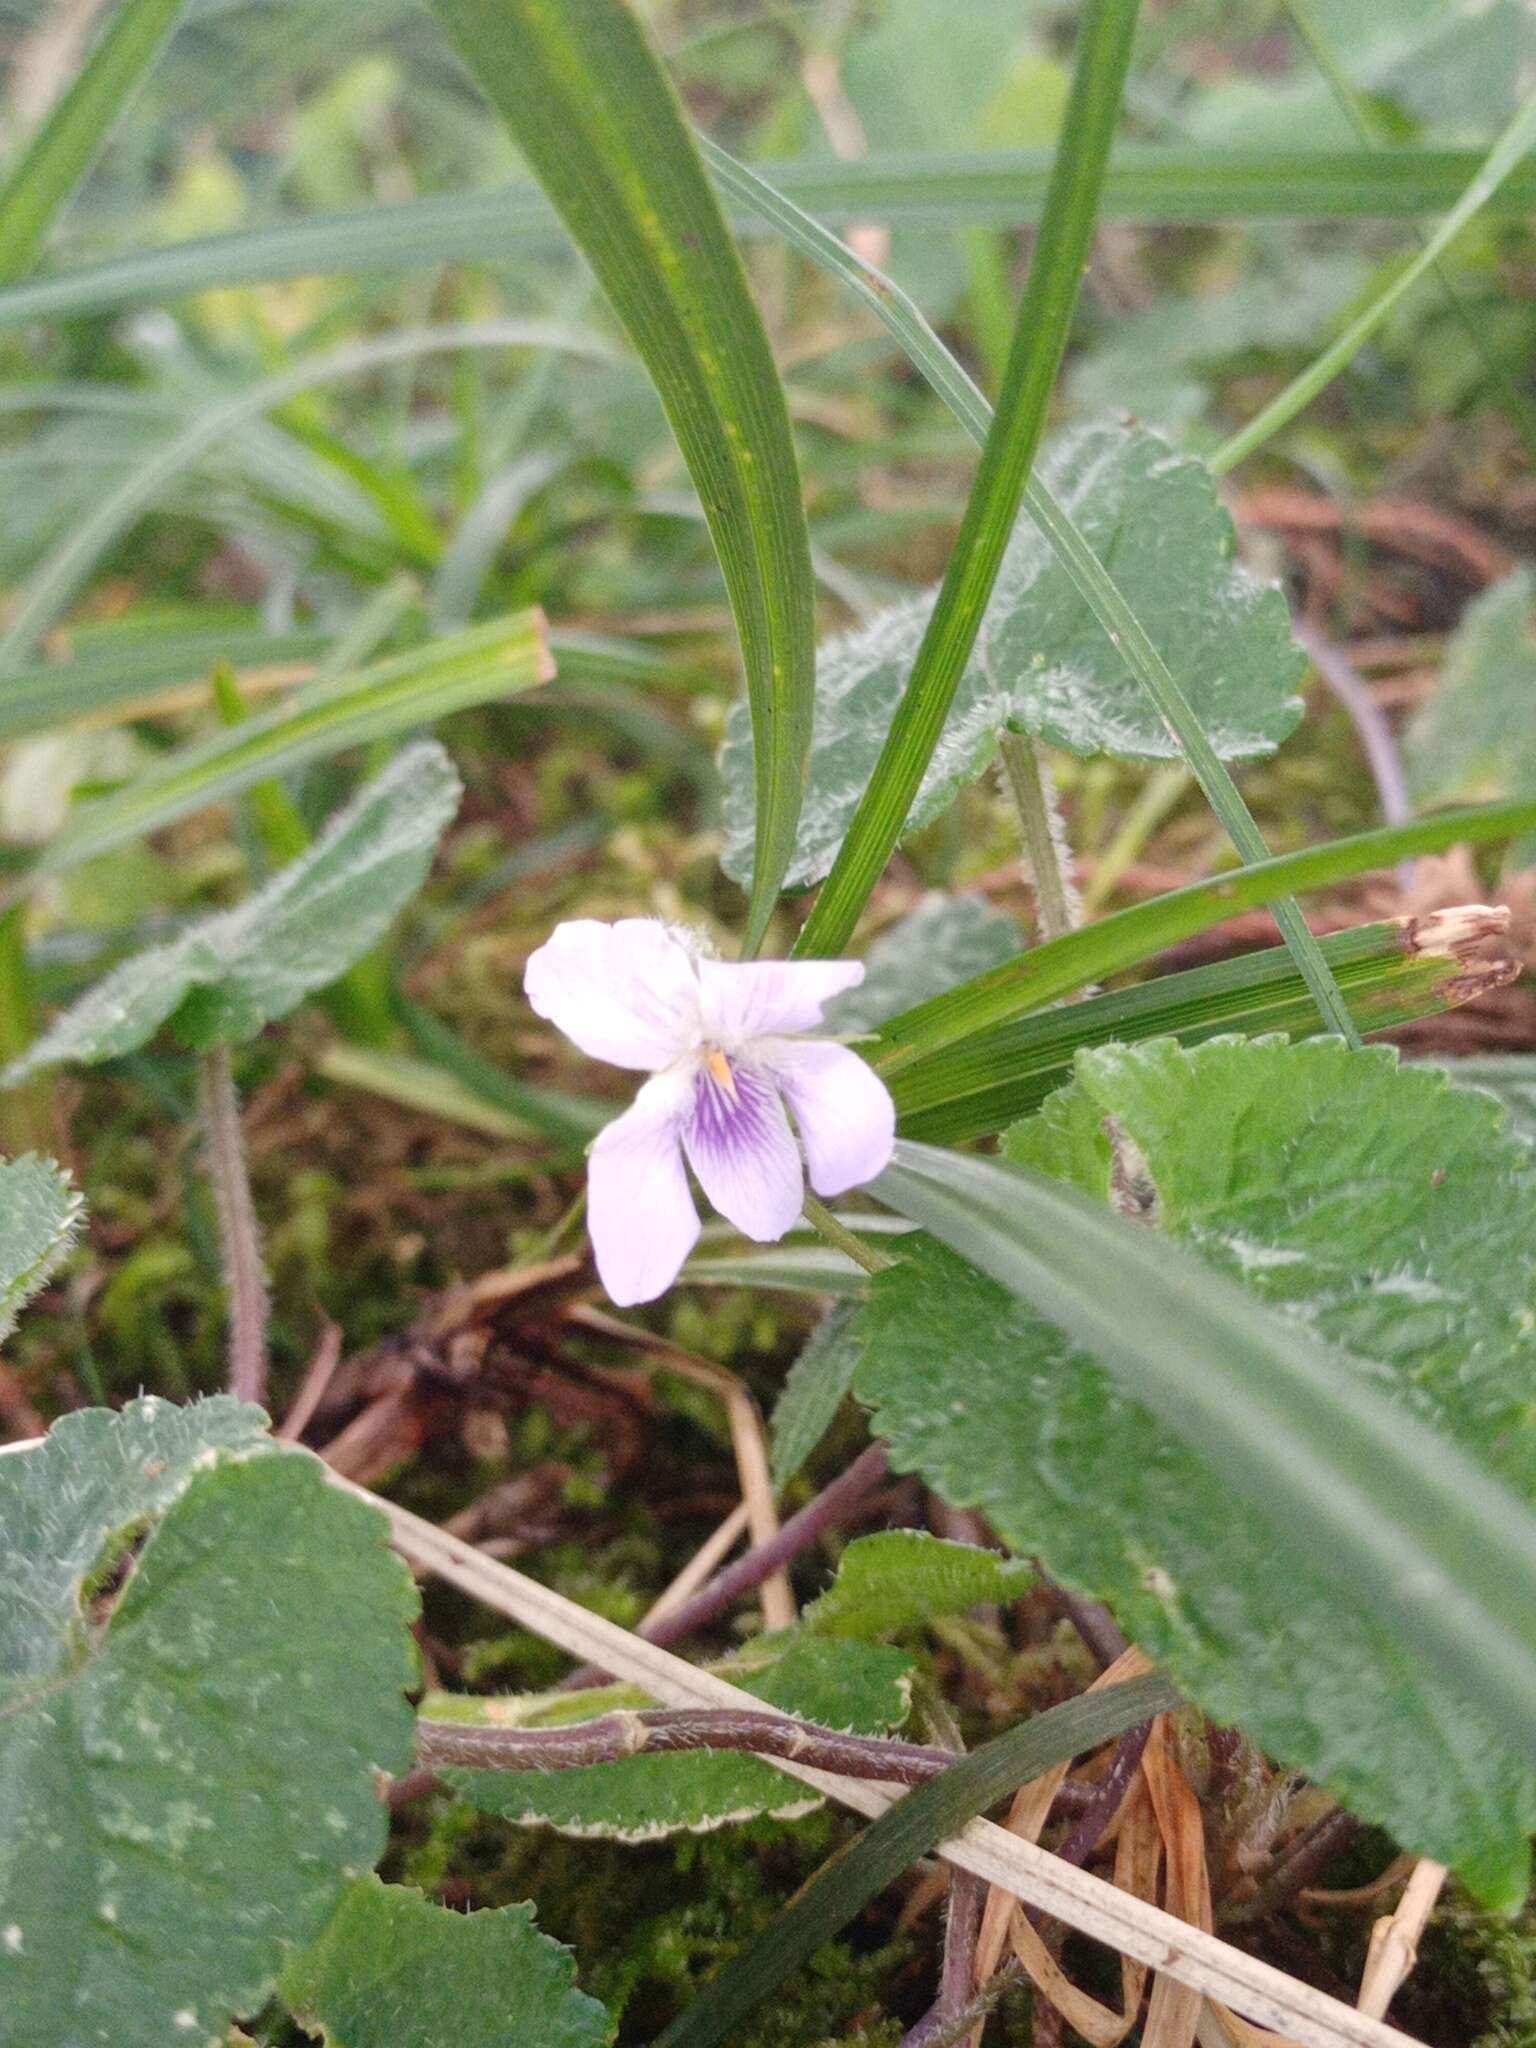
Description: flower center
xmin=702 ymin=1046 xmax=739 ymax=1101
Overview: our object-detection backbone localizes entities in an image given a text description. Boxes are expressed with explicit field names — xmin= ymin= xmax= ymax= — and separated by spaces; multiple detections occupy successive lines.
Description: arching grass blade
xmin=1211 ymin=90 xmax=1536 ymax=475
xmin=793 ymin=0 xmax=1141 ymax=959
xmin=425 ymin=0 xmax=816 ymax=954
xmin=655 ymin=1671 xmax=1176 ymax=2048
xmin=707 ymin=140 xmax=1355 ymax=1037
xmin=874 ymin=795 xmax=1536 ymax=1069
xmin=0 ymin=0 xmax=189 ymax=287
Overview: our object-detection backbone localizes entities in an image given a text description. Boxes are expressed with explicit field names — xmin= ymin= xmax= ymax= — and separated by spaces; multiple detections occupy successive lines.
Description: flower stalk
xmin=997 ymin=732 xmax=1081 ymax=942
xmin=197 ymin=1044 xmax=270 ymax=1409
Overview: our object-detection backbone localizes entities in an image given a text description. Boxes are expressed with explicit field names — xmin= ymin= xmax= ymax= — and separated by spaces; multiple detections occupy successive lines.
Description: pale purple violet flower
xmin=524 ymin=919 xmax=896 ymax=1306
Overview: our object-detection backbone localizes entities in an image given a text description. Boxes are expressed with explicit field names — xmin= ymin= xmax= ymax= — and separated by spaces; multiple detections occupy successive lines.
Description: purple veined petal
xmin=682 ymin=1057 xmax=804 ymax=1242
xmin=525 ymin=918 xmax=701 ymax=1071
xmin=763 ymin=1039 xmax=896 ymax=1197
xmin=695 ymin=957 xmax=865 ymax=1047
xmin=587 ymin=1069 xmax=701 ymax=1305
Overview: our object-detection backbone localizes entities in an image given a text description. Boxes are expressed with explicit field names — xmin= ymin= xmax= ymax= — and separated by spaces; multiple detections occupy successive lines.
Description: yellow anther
xmin=704 ymin=1048 xmax=738 ymax=1099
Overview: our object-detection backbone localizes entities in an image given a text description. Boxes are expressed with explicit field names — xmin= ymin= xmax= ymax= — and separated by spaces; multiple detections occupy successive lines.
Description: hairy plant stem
xmin=1229 ymin=1806 xmax=1365 ymax=1926
xmin=801 ymin=1191 xmax=894 ymax=1275
xmin=997 ymin=732 xmax=1080 ymax=942
xmin=197 ymin=1044 xmax=270 ymax=1409
xmin=558 ymin=1441 xmax=892 ymax=1688
xmin=900 ymin=1869 xmax=987 ymax=2048
xmin=920 ymin=1958 xmax=1026 ymax=2048
xmin=418 ymin=1705 xmax=956 ymax=1782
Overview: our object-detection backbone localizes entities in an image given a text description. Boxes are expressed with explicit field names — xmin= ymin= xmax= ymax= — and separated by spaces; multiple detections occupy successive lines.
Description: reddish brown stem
xmin=559 ymin=1441 xmax=891 ymax=1687
xmin=418 ymin=1704 xmax=954 ymax=1783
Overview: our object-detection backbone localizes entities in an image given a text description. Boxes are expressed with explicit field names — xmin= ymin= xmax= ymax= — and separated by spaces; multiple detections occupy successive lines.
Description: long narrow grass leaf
xmin=426 ymin=0 xmax=815 ymax=953
xmin=794 ymin=0 xmax=1141 ymax=958
xmin=875 ymin=795 xmax=1536 ymax=1069
xmin=0 ymin=627 xmax=329 ymax=744
xmin=1211 ymin=91 xmax=1536 ymax=474
xmin=874 ymin=1142 xmax=1536 ymax=1769
xmin=0 ymin=322 xmax=614 ymax=674
xmin=0 ymin=0 xmax=189 ymax=286
xmin=710 ymin=141 xmax=1355 ymax=1036
xmin=5 ymin=150 xmax=1535 ymax=334
xmin=655 ymin=1670 xmax=1176 ymax=2048
xmin=1281 ymin=0 xmax=1536 ymax=463
xmin=5 ymin=613 xmax=552 ymax=893
xmin=894 ymin=912 xmax=1507 ymax=1142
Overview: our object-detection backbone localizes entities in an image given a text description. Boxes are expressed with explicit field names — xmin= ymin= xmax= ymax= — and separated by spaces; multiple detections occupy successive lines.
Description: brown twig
xmin=1041 ymin=1569 xmax=1129 ymax=1672
xmin=417 ymin=1705 xmax=955 ymax=1783
xmin=558 ymin=1441 xmax=892 ymax=1687
xmin=1356 ymin=1860 xmax=1447 ymax=2021
xmin=1229 ymin=1807 xmax=1366 ymax=1926
xmin=1030 ymin=1720 xmax=1154 ymax=1925
xmin=566 ymin=1304 xmax=796 ymax=1629
xmin=276 ymin=1318 xmax=343 ymax=1442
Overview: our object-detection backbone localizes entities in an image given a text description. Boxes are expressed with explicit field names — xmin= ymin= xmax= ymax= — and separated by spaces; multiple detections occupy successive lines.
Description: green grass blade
xmin=1280 ymin=1 xmax=1536 ymax=464
xmin=1023 ymin=487 xmax=1358 ymax=1039
xmin=1211 ymin=90 xmax=1536 ymax=475
xmin=874 ymin=1141 xmax=1536 ymax=1770
xmin=875 ymin=795 xmax=1536 ymax=1071
xmin=793 ymin=0 xmax=1141 ymax=959
xmin=426 ymin=0 xmax=815 ymax=955
xmin=707 ymin=144 xmax=1353 ymax=1034
xmin=393 ymin=994 xmax=607 ymax=1148
xmin=318 ymin=1045 xmax=558 ymax=1146
xmin=0 ymin=626 xmax=330 ymax=744
xmin=0 ymin=321 xmax=613 ymax=676
xmin=0 ymin=0 xmax=188 ymax=286
xmin=3 ymin=150 xmax=1534 ymax=334
xmin=655 ymin=1670 xmax=1177 ymax=2048
xmin=893 ymin=916 xmax=1502 ymax=1143
xmin=6 ymin=613 xmax=552 ymax=895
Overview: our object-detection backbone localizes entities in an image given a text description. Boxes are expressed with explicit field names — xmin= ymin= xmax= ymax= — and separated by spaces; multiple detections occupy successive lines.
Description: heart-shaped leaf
xmin=0 ymin=1399 xmax=418 ymax=2046
xmin=721 ymin=423 xmax=1303 ymax=890
xmin=5 ymin=740 xmax=461 ymax=1079
xmin=855 ymin=1039 xmax=1536 ymax=1903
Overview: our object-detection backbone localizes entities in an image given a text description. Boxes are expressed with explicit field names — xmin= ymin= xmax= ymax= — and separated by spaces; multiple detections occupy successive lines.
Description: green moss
xmin=393 ymin=1800 xmax=914 ymax=2047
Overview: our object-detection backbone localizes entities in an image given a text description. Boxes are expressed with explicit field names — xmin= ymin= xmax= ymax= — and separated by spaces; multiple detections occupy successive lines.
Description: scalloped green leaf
xmin=4 ymin=740 xmax=461 ymax=1080
xmin=282 ymin=1878 xmax=612 ymax=2048
xmin=854 ymin=1038 xmax=1536 ymax=1905
xmin=802 ymin=1531 xmax=1034 ymax=1640
xmin=0 ymin=1404 xmax=418 ymax=2047
xmin=0 ymin=1393 xmax=270 ymax=1682
xmin=0 ymin=1154 xmax=81 ymax=1344
xmin=439 ymin=1637 xmax=912 ymax=1842
xmin=721 ymin=423 xmax=1303 ymax=889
